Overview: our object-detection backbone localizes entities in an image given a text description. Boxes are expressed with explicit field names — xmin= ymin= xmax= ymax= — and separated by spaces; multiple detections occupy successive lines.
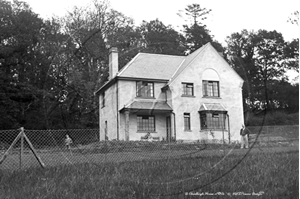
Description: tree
xmin=0 ymin=0 xmax=48 ymax=129
xmin=183 ymin=4 xmax=211 ymax=26
xmin=268 ymin=79 xmax=299 ymax=112
xmin=288 ymin=10 xmax=299 ymax=26
xmin=284 ymin=38 xmax=299 ymax=72
xmin=225 ymin=30 xmax=258 ymax=110
xmin=56 ymin=0 xmax=143 ymax=128
xmin=254 ymin=30 xmax=287 ymax=109
xmin=138 ymin=19 xmax=185 ymax=55
xmin=179 ymin=3 xmax=223 ymax=54
xmin=226 ymin=29 xmax=293 ymax=111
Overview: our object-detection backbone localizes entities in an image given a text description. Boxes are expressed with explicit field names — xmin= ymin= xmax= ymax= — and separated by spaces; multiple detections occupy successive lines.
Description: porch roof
xmin=199 ymin=103 xmax=227 ymax=113
xmin=120 ymin=101 xmax=173 ymax=113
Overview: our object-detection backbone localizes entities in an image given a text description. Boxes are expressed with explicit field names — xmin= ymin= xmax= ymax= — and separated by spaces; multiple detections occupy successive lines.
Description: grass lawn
xmin=0 ymin=147 xmax=298 ymax=198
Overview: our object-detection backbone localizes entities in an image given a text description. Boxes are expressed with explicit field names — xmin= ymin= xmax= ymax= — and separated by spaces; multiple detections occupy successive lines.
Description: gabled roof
xmin=117 ymin=53 xmax=185 ymax=80
xmin=167 ymin=43 xmax=209 ymax=85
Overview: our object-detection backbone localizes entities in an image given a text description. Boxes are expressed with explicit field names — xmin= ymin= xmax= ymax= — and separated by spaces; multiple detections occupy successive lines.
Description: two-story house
xmin=95 ymin=43 xmax=244 ymax=143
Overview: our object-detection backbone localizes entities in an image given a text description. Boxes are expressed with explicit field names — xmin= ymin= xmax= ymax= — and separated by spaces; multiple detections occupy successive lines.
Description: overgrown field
xmin=0 ymin=149 xmax=298 ymax=198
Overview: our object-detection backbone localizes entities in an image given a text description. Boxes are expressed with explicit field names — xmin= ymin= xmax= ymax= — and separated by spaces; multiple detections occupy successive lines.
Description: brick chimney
xmin=109 ymin=47 xmax=118 ymax=80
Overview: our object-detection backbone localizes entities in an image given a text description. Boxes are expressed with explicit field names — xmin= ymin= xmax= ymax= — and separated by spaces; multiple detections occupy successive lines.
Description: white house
xmin=95 ymin=43 xmax=244 ymax=143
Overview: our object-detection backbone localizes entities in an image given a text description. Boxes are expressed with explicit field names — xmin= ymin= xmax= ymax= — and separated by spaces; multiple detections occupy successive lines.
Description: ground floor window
xmin=200 ymin=112 xmax=226 ymax=130
xmin=184 ymin=113 xmax=191 ymax=131
xmin=137 ymin=115 xmax=155 ymax=131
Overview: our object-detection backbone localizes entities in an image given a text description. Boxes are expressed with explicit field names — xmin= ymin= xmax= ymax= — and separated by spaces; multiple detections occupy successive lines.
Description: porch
xmin=119 ymin=101 xmax=174 ymax=141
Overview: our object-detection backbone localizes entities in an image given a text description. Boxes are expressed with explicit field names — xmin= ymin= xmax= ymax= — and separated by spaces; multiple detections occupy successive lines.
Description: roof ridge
xmin=138 ymin=52 xmax=185 ymax=58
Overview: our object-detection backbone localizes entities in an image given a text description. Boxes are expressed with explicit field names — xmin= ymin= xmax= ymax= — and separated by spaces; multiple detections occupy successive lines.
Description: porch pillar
xmin=125 ymin=110 xmax=130 ymax=141
xmin=171 ymin=113 xmax=176 ymax=141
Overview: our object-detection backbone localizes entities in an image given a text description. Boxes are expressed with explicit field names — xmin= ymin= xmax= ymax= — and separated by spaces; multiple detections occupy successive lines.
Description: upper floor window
xmin=136 ymin=81 xmax=154 ymax=98
xmin=202 ymin=68 xmax=220 ymax=98
xmin=137 ymin=115 xmax=155 ymax=131
xmin=182 ymin=83 xmax=194 ymax=96
xmin=203 ymin=80 xmax=219 ymax=97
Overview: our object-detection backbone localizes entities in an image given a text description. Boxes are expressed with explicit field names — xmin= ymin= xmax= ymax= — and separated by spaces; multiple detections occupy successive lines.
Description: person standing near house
xmin=240 ymin=125 xmax=249 ymax=149
xmin=65 ymin=134 xmax=73 ymax=149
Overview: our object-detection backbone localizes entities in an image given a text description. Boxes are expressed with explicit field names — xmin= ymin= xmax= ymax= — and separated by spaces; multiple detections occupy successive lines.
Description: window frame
xmin=184 ymin=113 xmax=191 ymax=131
xmin=182 ymin=82 xmax=194 ymax=96
xmin=200 ymin=111 xmax=226 ymax=130
xmin=136 ymin=81 xmax=154 ymax=98
xmin=137 ymin=115 xmax=156 ymax=132
xmin=202 ymin=80 xmax=220 ymax=97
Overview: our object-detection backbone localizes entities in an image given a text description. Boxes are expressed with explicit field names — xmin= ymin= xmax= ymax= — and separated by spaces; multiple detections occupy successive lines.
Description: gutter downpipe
xmin=116 ymin=79 xmax=119 ymax=140
xmin=99 ymin=97 xmax=101 ymax=142
xmin=227 ymin=114 xmax=230 ymax=144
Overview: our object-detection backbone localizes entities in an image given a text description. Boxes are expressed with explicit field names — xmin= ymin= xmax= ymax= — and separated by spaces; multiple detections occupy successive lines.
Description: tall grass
xmin=0 ymin=151 xmax=298 ymax=198
xmin=246 ymin=111 xmax=299 ymax=126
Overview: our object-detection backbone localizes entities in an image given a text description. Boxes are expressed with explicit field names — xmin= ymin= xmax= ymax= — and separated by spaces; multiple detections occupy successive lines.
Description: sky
xmin=22 ymin=0 xmax=299 ymax=45
xmin=20 ymin=0 xmax=299 ymax=82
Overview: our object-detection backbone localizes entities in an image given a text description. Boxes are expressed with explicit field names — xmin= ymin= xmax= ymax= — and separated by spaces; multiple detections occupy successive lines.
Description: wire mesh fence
xmin=0 ymin=128 xmax=239 ymax=172
xmin=0 ymin=125 xmax=298 ymax=172
xmin=0 ymin=128 xmax=99 ymax=170
xmin=0 ymin=126 xmax=298 ymax=197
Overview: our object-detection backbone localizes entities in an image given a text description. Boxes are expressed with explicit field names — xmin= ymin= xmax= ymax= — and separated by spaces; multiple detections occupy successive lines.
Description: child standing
xmin=65 ymin=134 xmax=73 ymax=149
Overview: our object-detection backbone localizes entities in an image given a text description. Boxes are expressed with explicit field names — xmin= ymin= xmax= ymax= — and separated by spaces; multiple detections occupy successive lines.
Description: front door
xmin=166 ymin=116 xmax=171 ymax=142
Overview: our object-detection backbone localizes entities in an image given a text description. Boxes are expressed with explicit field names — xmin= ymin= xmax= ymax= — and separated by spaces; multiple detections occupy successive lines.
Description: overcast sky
xmin=23 ymin=0 xmax=299 ymax=45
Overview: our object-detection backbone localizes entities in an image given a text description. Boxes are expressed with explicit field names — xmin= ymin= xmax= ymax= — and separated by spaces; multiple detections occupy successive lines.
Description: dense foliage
xmin=0 ymin=0 xmax=298 ymax=130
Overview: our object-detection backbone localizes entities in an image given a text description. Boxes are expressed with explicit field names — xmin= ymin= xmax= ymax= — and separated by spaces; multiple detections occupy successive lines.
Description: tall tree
xmin=224 ymin=30 xmax=258 ymax=110
xmin=138 ymin=19 xmax=185 ymax=55
xmin=254 ymin=30 xmax=287 ymax=109
xmin=226 ymin=29 xmax=292 ymax=111
xmin=183 ymin=4 xmax=211 ymax=26
xmin=58 ymin=0 xmax=140 ymax=128
xmin=0 ymin=0 xmax=48 ymax=129
xmin=179 ymin=3 xmax=223 ymax=54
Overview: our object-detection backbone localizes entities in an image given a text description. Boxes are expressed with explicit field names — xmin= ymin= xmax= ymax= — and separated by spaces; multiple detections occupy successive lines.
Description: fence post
xmin=23 ymin=133 xmax=45 ymax=168
xmin=20 ymin=127 xmax=24 ymax=170
xmin=0 ymin=129 xmax=23 ymax=165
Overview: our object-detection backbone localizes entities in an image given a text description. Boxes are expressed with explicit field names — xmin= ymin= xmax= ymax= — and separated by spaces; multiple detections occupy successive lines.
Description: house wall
xmin=169 ymin=45 xmax=244 ymax=142
xmin=99 ymin=83 xmax=118 ymax=141
xmin=117 ymin=80 xmax=169 ymax=140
